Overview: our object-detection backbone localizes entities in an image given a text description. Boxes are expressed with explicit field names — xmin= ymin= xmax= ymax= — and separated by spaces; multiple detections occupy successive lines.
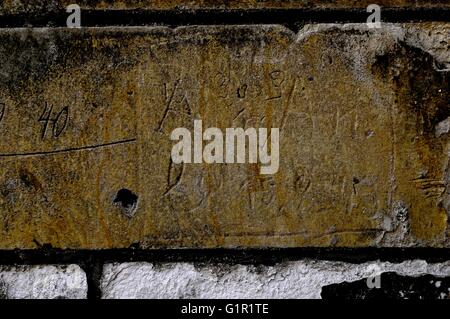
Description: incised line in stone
xmin=0 ymin=138 xmax=137 ymax=158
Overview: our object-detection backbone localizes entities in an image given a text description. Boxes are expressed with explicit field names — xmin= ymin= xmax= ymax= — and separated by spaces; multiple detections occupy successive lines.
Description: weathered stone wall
xmin=1 ymin=0 xmax=449 ymax=13
xmin=0 ymin=23 xmax=449 ymax=249
xmin=0 ymin=265 xmax=87 ymax=299
xmin=100 ymin=260 xmax=450 ymax=299
xmin=0 ymin=1 xmax=448 ymax=299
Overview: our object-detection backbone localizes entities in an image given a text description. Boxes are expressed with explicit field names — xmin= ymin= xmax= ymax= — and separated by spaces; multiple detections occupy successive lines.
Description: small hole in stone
xmin=114 ymin=188 xmax=138 ymax=218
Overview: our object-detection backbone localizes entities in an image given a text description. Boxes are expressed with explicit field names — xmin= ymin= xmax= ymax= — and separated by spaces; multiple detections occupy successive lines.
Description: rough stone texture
xmin=0 ymin=23 xmax=449 ymax=249
xmin=100 ymin=260 xmax=450 ymax=299
xmin=0 ymin=0 xmax=449 ymax=14
xmin=404 ymin=23 xmax=450 ymax=70
xmin=0 ymin=264 xmax=87 ymax=299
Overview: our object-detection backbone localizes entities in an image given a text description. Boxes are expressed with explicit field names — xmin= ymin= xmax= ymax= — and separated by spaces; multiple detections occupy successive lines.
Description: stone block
xmin=0 ymin=24 xmax=448 ymax=248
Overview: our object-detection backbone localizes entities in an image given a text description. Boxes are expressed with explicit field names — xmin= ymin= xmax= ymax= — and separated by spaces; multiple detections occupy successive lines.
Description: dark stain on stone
xmin=372 ymin=41 xmax=450 ymax=210
xmin=0 ymin=185 xmax=10 ymax=199
xmin=0 ymin=30 xmax=142 ymax=99
xmin=18 ymin=168 xmax=42 ymax=190
xmin=194 ymin=263 xmax=239 ymax=279
xmin=372 ymin=42 xmax=450 ymax=140
xmin=321 ymin=272 xmax=450 ymax=299
xmin=0 ymin=281 xmax=7 ymax=299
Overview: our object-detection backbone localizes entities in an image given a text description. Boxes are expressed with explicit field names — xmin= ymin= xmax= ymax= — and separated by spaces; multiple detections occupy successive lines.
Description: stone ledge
xmin=0 ymin=264 xmax=87 ymax=299
xmin=1 ymin=1 xmax=449 ymax=15
xmin=100 ymin=260 xmax=450 ymax=299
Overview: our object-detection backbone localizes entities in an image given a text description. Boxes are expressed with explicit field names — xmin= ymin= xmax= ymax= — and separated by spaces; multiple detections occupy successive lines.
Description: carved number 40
xmin=39 ymin=103 xmax=69 ymax=139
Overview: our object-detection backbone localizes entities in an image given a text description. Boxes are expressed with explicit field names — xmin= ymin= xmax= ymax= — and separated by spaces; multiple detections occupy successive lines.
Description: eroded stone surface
xmin=0 ymin=24 xmax=448 ymax=249
xmin=100 ymin=260 xmax=450 ymax=299
xmin=0 ymin=265 xmax=87 ymax=299
xmin=404 ymin=23 xmax=450 ymax=70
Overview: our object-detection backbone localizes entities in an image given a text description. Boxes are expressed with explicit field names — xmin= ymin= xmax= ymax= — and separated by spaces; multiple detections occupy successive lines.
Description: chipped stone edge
xmin=0 ymin=264 xmax=88 ymax=299
xmin=100 ymin=260 xmax=450 ymax=299
xmin=297 ymin=23 xmax=450 ymax=70
xmin=0 ymin=23 xmax=447 ymax=68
